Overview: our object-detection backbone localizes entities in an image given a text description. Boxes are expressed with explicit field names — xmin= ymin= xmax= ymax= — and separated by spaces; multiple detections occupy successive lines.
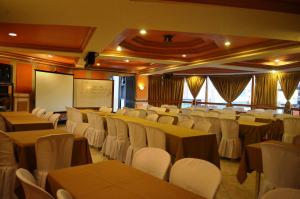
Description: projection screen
xmin=35 ymin=71 xmax=73 ymax=112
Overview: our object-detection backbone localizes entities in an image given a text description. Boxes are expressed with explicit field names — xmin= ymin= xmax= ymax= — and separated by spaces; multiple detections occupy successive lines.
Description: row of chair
xmin=32 ymin=107 xmax=61 ymax=129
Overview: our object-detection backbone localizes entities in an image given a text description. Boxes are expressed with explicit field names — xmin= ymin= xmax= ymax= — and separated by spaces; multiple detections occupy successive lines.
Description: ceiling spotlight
xmin=274 ymin=59 xmax=280 ymax=63
xmin=125 ymin=59 xmax=130 ymax=63
xmin=116 ymin=46 xmax=122 ymax=51
xmin=224 ymin=41 xmax=231 ymax=47
xmin=182 ymin=54 xmax=187 ymax=58
xmin=47 ymin=55 xmax=53 ymax=58
xmin=96 ymin=63 xmax=100 ymax=66
xmin=140 ymin=29 xmax=147 ymax=35
xmin=8 ymin=32 xmax=17 ymax=37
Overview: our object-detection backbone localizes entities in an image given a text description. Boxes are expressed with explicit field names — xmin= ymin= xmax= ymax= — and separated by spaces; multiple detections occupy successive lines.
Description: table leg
xmin=255 ymin=172 xmax=261 ymax=199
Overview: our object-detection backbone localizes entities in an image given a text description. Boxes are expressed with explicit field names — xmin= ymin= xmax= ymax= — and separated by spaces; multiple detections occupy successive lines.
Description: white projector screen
xmin=35 ymin=71 xmax=73 ymax=112
xmin=74 ymin=79 xmax=113 ymax=108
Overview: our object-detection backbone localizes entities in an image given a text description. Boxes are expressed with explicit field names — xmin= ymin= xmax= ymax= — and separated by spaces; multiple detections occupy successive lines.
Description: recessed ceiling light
xmin=116 ymin=46 xmax=122 ymax=51
xmin=140 ymin=29 xmax=147 ymax=35
xmin=48 ymin=55 xmax=53 ymax=58
xmin=182 ymin=54 xmax=187 ymax=58
xmin=224 ymin=41 xmax=231 ymax=47
xmin=96 ymin=63 xmax=100 ymax=66
xmin=271 ymin=70 xmax=277 ymax=74
xmin=8 ymin=32 xmax=17 ymax=37
xmin=274 ymin=59 xmax=280 ymax=63
xmin=125 ymin=59 xmax=130 ymax=63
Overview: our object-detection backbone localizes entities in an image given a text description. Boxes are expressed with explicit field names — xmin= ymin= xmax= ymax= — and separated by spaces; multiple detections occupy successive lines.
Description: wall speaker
xmin=84 ymin=52 xmax=99 ymax=68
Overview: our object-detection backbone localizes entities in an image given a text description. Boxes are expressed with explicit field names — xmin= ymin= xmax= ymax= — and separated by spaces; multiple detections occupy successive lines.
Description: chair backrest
xmin=16 ymin=168 xmax=55 ymax=199
xmin=261 ymin=188 xmax=300 ymax=199
xmin=219 ymin=113 xmax=236 ymax=120
xmin=293 ymin=135 xmax=300 ymax=145
xmin=0 ymin=131 xmax=16 ymax=166
xmin=71 ymin=108 xmax=83 ymax=123
xmin=170 ymin=158 xmax=221 ymax=199
xmin=158 ymin=116 xmax=174 ymax=124
xmin=220 ymin=119 xmax=239 ymax=139
xmin=238 ymin=114 xmax=255 ymax=122
xmin=181 ymin=109 xmax=192 ymax=115
xmin=207 ymin=111 xmax=220 ymax=118
xmin=145 ymin=114 xmax=159 ymax=122
xmin=191 ymin=116 xmax=211 ymax=133
xmin=145 ymin=126 xmax=166 ymax=149
xmin=177 ymin=119 xmax=194 ymax=129
xmin=205 ymin=117 xmax=220 ymax=135
xmin=48 ymin=114 xmax=60 ymax=129
xmin=127 ymin=122 xmax=147 ymax=151
xmin=73 ymin=123 xmax=90 ymax=137
xmin=178 ymin=113 xmax=191 ymax=122
xmin=116 ymin=109 xmax=126 ymax=115
xmin=94 ymin=114 xmax=105 ymax=131
xmin=42 ymin=112 xmax=53 ymax=120
xmin=36 ymin=108 xmax=46 ymax=117
xmin=275 ymin=114 xmax=293 ymax=120
xmin=283 ymin=118 xmax=300 ymax=137
xmin=32 ymin=107 xmax=41 ymax=115
xmin=191 ymin=110 xmax=206 ymax=117
xmin=169 ymin=108 xmax=180 ymax=114
xmin=86 ymin=112 xmax=96 ymax=128
xmin=136 ymin=109 xmax=147 ymax=118
xmin=57 ymin=189 xmax=74 ymax=199
xmin=156 ymin=107 xmax=167 ymax=112
xmin=261 ymin=142 xmax=300 ymax=189
xmin=35 ymin=134 xmax=74 ymax=171
xmin=106 ymin=117 xmax=117 ymax=136
xmin=132 ymin=147 xmax=171 ymax=180
xmin=102 ymin=107 xmax=112 ymax=113
xmin=115 ymin=118 xmax=129 ymax=141
xmin=126 ymin=110 xmax=140 ymax=118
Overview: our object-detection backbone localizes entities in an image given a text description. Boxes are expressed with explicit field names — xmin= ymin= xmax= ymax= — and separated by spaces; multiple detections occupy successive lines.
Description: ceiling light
xmin=274 ymin=59 xmax=280 ymax=63
xmin=125 ymin=59 xmax=130 ymax=63
xmin=8 ymin=32 xmax=17 ymax=37
xmin=116 ymin=46 xmax=122 ymax=51
xmin=140 ymin=29 xmax=147 ymax=35
xmin=182 ymin=54 xmax=187 ymax=58
xmin=47 ymin=55 xmax=53 ymax=58
xmin=96 ymin=63 xmax=100 ymax=66
xmin=224 ymin=41 xmax=231 ymax=47
xmin=271 ymin=70 xmax=277 ymax=74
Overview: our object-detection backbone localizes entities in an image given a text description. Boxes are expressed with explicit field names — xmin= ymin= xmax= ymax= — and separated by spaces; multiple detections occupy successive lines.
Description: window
xmin=182 ymin=78 xmax=206 ymax=108
xmin=232 ymin=79 xmax=252 ymax=105
xmin=207 ymin=77 xmax=226 ymax=104
xmin=277 ymin=81 xmax=299 ymax=107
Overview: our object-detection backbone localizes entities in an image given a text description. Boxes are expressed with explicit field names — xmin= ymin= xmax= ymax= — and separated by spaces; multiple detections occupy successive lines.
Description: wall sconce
xmin=138 ymin=84 xmax=145 ymax=91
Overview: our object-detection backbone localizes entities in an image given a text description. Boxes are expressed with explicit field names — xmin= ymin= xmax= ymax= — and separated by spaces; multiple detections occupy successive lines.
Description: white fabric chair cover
xmin=102 ymin=117 xmax=117 ymax=157
xmin=219 ymin=113 xmax=236 ymax=120
xmin=191 ymin=116 xmax=211 ymax=133
xmin=158 ymin=116 xmax=174 ymax=124
xmin=275 ymin=114 xmax=293 ymax=120
xmin=71 ymin=108 xmax=83 ymax=123
xmin=205 ymin=117 xmax=221 ymax=145
xmin=73 ymin=123 xmax=90 ymax=137
xmin=145 ymin=114 xmax=159 ymax=122
xmin=194 ymin=107 xmax=208 ymax=112
xmin=42 ymin=112 xmax=53 ymax=120
xmin=0 ymin=116 xmax=7 ymax=132
xmin=132 ymin=147 xmax=171 ymax=180
xmin=57 ymin=189 xmax=74 ymax=199
xmin=293 ymin=135 xmax=300 ymax=145
xmin=112 ymin=118 xmax=130 ymax=161
xmin=160 ymin=104 xmax=168 ymax=108
xmin=32 ymin=107 xmax=41 ymax=115
xmin=170 ymin=158 xmax=221 ymax=199
xmin=86 ymin=113 xmax=106 ymax=148
xmin=259 ymin=142 xmax=300 ymax=197
xmin=219 ymin=119 xmax=241 ymax=159
xmin=0 ymin=131 xmax=17 ymax=199
xmin=177 ymin=119 xmax=194 ymax=129
xmin=99 ymin=107 xmax=112 ymax=113
xmin=136 ymin=109 xmax=147 ymax=118
xmin=190 ymin=110 xmax=206 ymax=117
xmin=283 ymin=118 xmax=300 ymax=143
xmin=145 ymin=126 xmax=166 ymax=149
xmin=65 ymin=107 xmax=75 ymax=133
xmin=261 ymin=188 xmax=300 ymax=199
xmin=116 ymin=109 xmax=126 ymax=115
xmin=181 ymin=109 xmax=192 ymax=115
xmin=178 ymin=113 xmax=191 ymax=122
xmin=35 ymin=134 xmax=74 ymax=188
xmin=156 ymin=107 xmax=167 ymax=112
xmin=207 ymin=111 xmax=220 ymax=118
xmin=48 ymin=113 xmax=60 ymax=129
xmin=238 ymin=114 xmax=255 ymax=122
xmin=36 ymin=108 xmax=46 ymax=117
xmin=125 ymin=122 xmax=147 ymax=165
xmin=169 ymin=108 xmax=180 ymax=114
xmin=16 ymin=168 xmax=54 ymax=199
xmin=126 ymin=110 xmax=140 ymax=118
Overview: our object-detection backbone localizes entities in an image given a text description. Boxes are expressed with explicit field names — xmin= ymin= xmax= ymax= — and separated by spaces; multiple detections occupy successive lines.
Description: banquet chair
xmin=0 ymin=116 xmax=7 ymax=131
xmin=195 ymin=106 xmax=208 ymax=112
xmin=86 ymin=113 xmax=106 ymax=148
xmin=113 ymin=118 xmax=130 ymax=161
xmin=116 ymin=108 xmax=126 ymax=115
xmin=36 ymin=108 xmax=46 ymax=117
xmin=145 ymin=113 xmax=159 ymax=122
xmin=219 ymin=113 xmax=236 ymax=120
xmin=190 ymin=110 xmax=206 ymax=117
xmin=99 ymin=106 xmax=112 ymax=113
xmin=16 ymin=168 xmax=54 ymax=199
xmin=126 ymin=110 xmax=140 ymax=118
xmin=207 ymin=111 xmax=220 ymax=118
xmin=177 ymin=119 xmax=194 ymax=129
xmin=158 ymin=116 xmax=174 ymax=124
xmin=169 ymin=158 xmax=221 ymax=199
xmin=205 ymin=117 xmax=221 ymax=145
xmin=293 ymin=135 xmax=300 ymax=145
xmin=57 ymin=189 xmax=74 ymax=199
xmin=132 ymin=147 xmax=171 ymax=180
xmin=238 ymin=114 xmax=255 ymax=122
xmin=31 ymin=107 xmax=41 ymax=115
xmin=145 ymin=126 xmax=166 ymax=149
xmin=125 ymin=122 xmax=147 ymax=165
xmin=156 ymin=107 xmax=167 ymax=112
xmin=219 ymin=119 xmax=241 ymax=159
xmin=73 ymin=123 xmax=90 ymax=137
xmin=169 ymin=108 xmax=180 ymax=114
xmin=275 ymin=114 xmax=293 ymax=120
xmin=35 ymin=134 xmax=74 ymax=188
xmin=65 ymin=107 xmax=75 ymax=133
xmin=181 ymin=108 xmax=192 ymax=115
xmin=178 ymin=113 xmax=191 ymax=122
xmin=282 ymin=118 xmax=300 ymax=143
xmin=42 ymin=112 xmax=53 ymax=120
xmin=0 ymin=131 xmax=17 ymax=199
xmin=191 ymin=116 xmax=211 ymax=133
xmin=136 ymin=109 xmax=147 ymax=118
xmin=261 ymin=188 xmax=300 ymax=199
xmin=102 ymin=117 xmax=117 ymax=158
xmin=259 ymin=142 xmax=300 ymax=197
xmin=48 ymin=113 xmax=60 ymax=129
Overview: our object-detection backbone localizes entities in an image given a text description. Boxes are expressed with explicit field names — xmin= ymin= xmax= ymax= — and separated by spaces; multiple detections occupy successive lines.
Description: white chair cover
xmin=177 ymin=119 xmax=194 ymax=129
xmin=99 ymin=107 xmax=112 ymax=113
xmin=66 ymin=107 xmax=82 ymax=133
xmin=219 ymin=119 xmax=241 ymax=159
xmin=191 ymin=116 xmax=211 ymax=133
xmin=73 ymin=123 xmax=90 ymax=137
xmin=145 ymin=126 xmax=166 ymax=149
xmin=207 ymin=111 xmax=220 ymax=118
xmin=35 ymin=134 xmax=74 ymax=188
xmin=259 ymin=142 xmax=300 ymax=197
xmin=0 ymin=131 xmax=17 ymax=199
xmin=194 ymin=107 xmax=208 ymax=112
xmin=16 ymin=168 xmax=54 ymax=199
xmin=136 ymin=109 xmax=147 ymax=118
xmin=205 ymin=117 xmax=221 ymax=145
xmin=126 ymin=110 xmax=140 ymax=118
xmin=86 ymin=113 xmax=106 ymax=148
xmin=293 ymin=135 xmax=300 ymax=145
xmin=261 ymin=188 xmax=300 ymax=199
xmin=238 ymin=114 xmax=255 ymax=122
xmin=178 ymin=113 xmax=191 ymax=122
xmin=283 ymin=118 xmax=300 ymax=143
xmin=132 ymin=147 xmax=171 ymax=180
xmin=125 ymin=122 xmax=147 ymax=165
xmin=145 ymin=114 xmax=159 ymax=122
xmin=170 ymin=158 xmax=221 ymax=199
xmin=190 ymin=110 xmax=206 ymax=117
xmin=156 ymin=107 xmax=167 ymax=112
xmin=219 ymin=113 xmax=236 ymax=120
xmin=42 ymin=112 xmax=53 ymax=120
xmin=169 ymin=108 xmax=180 ymax=114
xmin=48 ymin=113 xmax=60 ymax=129
xmin=158 ymin=116 xmax=174 ymax=125
xmin=57 ymin=189 xmax=74 ymax=199
xmin=181 ymin=109 xmax=192 ymax=115
xmin=275 ymin=114 xmax=293 ymax=120
xmin=36 ymin=108 xmax=46 ymax=117
xmin=32 ymin=107 xmax=41 ymax=115
xmin=116 ymin=109 xmax=126 ymax=115
xmin=113 ymin=118 xmax=130 ymax=161
xmin=102 ymin=117 xmax=117 ymax=157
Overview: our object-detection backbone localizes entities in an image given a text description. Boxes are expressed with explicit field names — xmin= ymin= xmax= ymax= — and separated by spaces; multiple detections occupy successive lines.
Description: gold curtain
xmin=186 ymin=76 xmax=205 ymax=104
xmin=278 ymin=72 xmax=300 ymax=111
xmin=209 ymin=75 xmax=251 ymax=106
xmin=254 ymin=73 xmax=278 ymax=107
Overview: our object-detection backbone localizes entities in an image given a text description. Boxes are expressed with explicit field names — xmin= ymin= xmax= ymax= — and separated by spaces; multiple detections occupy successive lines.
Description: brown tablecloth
xmin=111 ymin=115 xmax=220 ymax=167
xmin=46 ymin=160 xmax=206 ymax=199
xmin=0 ymin=112 xmax=54 ymax=132
xmin=8 ymin=129 xmax=92 ymax=172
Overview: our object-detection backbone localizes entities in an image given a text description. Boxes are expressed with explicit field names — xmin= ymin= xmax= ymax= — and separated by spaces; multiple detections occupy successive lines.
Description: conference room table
xmin=8 ymin=129 xmax=92 ymax=172
xmin=110 ymin=114 xmax=220 ymax=167
xmin=0 ymin=111 xmax=54 ymax=132
xmin=46 ymin=160 xmax=206 ymax=199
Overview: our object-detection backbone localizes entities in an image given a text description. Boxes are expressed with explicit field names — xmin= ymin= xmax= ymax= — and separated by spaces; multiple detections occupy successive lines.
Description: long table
xmin=0 ymin=112 xmax=54 ymax=131
xmin=111 ymin=114 xmax=220 ymax=167
xmin=46 ymin=160 xmax=206 ymax=199
xmin=9 ymin=129 xmax=92 ymax=172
